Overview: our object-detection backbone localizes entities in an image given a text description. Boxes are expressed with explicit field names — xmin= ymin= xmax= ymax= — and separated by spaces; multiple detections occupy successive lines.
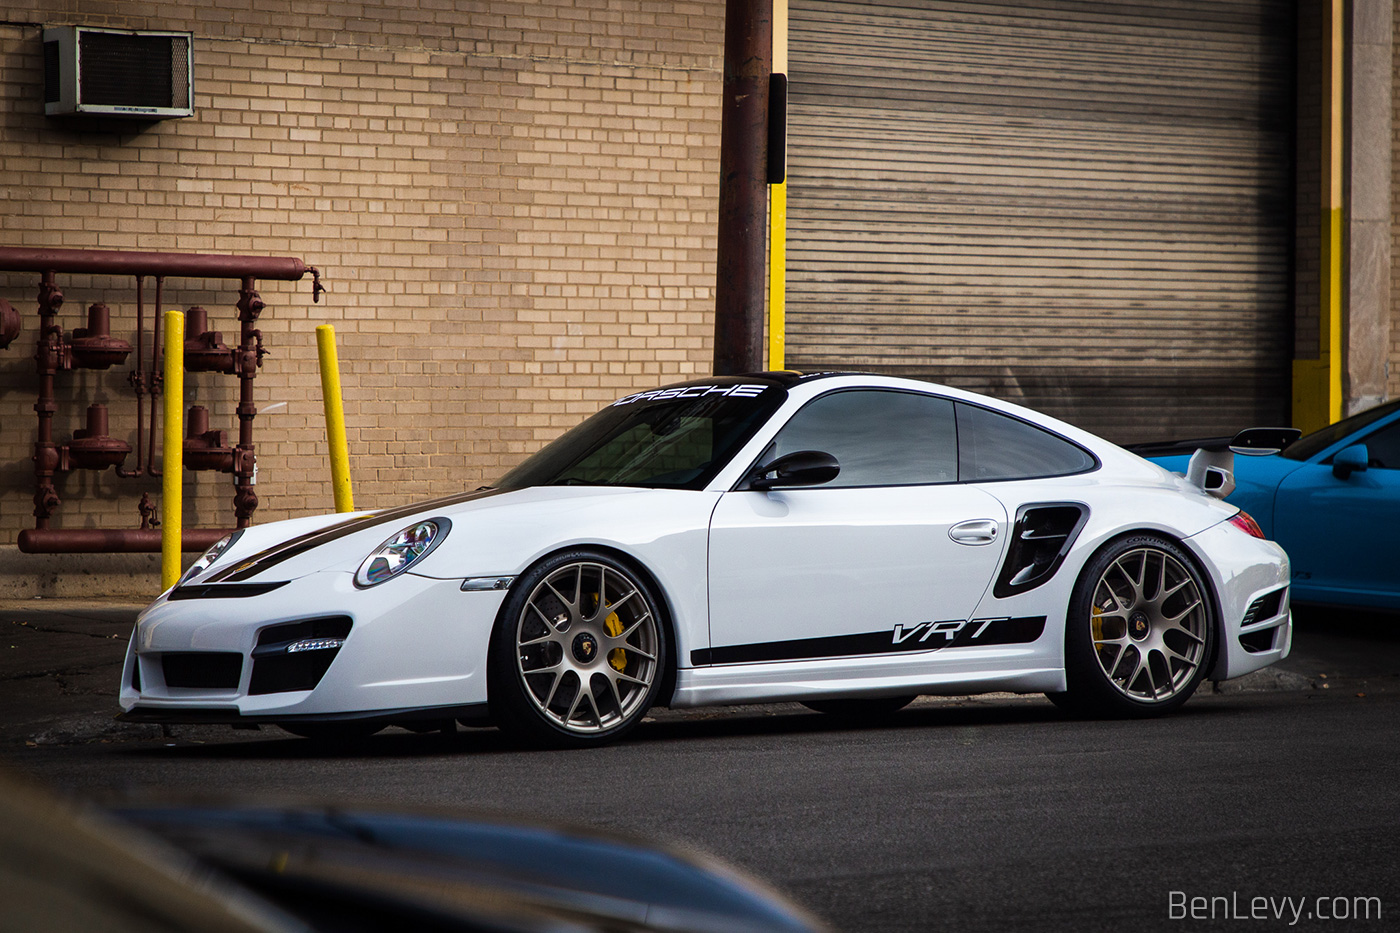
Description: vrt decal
xmin=893 ymin=618 xmax=998 ymax=645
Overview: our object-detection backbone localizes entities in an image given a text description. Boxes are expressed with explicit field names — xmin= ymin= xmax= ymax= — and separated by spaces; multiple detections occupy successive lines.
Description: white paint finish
xmin=708 ymin=483 xmax=1008 ymax=649
xmin=122 ymin=374 xmax=1293 ymax=726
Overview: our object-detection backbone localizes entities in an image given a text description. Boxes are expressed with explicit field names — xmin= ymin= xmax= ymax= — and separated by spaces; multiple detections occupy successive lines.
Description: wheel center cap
xmin=572 ymin=631 xmax=599 ymax=663
xmin=1128 ymin=611 xmax=1152 ymax=641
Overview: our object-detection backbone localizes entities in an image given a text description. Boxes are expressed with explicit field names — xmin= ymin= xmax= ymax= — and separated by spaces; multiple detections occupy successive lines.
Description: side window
xmin=765 ymin=390 xmax=957 ymax=487
xmin=956 ymin=403 xmax=1096 ymax=481
xmin=1358 ymin=420 xmax=1400 ymax=469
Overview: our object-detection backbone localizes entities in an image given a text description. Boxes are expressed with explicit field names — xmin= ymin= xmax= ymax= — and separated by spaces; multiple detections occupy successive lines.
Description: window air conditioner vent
xmin=42 ymin=26 xmax=193 ymax=119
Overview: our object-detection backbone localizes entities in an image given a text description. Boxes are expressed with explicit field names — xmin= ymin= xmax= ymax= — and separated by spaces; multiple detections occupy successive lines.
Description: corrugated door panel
xmin=785 ymin=0 xmax=1295 ymax=443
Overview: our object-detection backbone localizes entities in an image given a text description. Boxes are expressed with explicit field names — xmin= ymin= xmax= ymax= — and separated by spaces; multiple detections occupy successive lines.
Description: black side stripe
xmin=691 ymin=616 xmax=1046 ymax=666
xmin=168 ymin=581 xmax=289 ymax=600
xmin=207 ymin=488 xmax=508 ymax=583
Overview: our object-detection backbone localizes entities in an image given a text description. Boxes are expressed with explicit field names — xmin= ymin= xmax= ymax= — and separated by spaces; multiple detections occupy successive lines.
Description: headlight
xmin=354 ymin=518 xmax=450 ymax=587
xmin=177 ymin=530 xmax=243 ymax=587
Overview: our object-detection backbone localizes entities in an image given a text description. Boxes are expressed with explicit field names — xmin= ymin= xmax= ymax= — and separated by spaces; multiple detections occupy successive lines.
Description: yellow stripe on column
xmin=161 ymin=309 xmax=185 ymax=591
xmin=769 ymin=180 xmax=787 ymax=370
xmin=317 ymin=324 xmax=355 ymax=513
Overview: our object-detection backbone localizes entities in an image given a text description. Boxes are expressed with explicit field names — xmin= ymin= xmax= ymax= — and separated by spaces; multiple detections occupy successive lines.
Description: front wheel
xmin=489 ymin=550 xmax=668 ymax=748
xmin=1050 ymin=534 xmax=1215 ymax=718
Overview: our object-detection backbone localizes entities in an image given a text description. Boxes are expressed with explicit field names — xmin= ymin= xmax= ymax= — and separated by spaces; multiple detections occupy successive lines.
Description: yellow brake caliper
xmin=591 ymin=592 xmax=628 ymax=672
xmin=605 ymin=608 xmax=627 ymax=672
xmin=1091 ymin=604 xmax=1104 ymax=643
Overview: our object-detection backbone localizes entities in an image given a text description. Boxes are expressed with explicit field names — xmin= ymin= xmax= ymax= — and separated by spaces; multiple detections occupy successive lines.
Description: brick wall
xmin=0 ymin=1 xmax=723 ymax=592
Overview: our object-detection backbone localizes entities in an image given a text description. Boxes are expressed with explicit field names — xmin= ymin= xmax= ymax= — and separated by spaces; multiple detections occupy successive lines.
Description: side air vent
xmin=1241 ymin=587 xmax=1287 ymax=627
xmin=993 ymin=503 xmax=1090 ymax=598
xmin=42 ymin=26 xmax=194 ymax=119
xmin=249 ymin=617 xmax=353 ymax=696
xmin=1238 ymin=628 xmax=1278 ymax=654
xmin=1238 ymin=587 xmax=1287 ymax=654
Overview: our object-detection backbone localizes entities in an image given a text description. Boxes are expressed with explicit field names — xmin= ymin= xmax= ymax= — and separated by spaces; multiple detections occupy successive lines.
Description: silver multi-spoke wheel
xmin=1052 ymin=535 xmax=1214 ymax=718
xmin=512 ymin=559 xmax=660 ymax=736
xmin=1089 ymin=546 xmax=1207 ymax=702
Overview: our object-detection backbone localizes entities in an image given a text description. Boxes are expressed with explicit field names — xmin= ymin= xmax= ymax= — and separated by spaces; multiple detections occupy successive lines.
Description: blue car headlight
xmin=354 ymin=518 xmax=450 ymax=587
xmin=177 ymin=530 xmax=243 ymax=587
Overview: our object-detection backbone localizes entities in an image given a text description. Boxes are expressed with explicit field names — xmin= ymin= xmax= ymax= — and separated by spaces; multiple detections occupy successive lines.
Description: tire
xmin=489 ymin=550 xmax=668 ymax=748
xmin=1050 ymin=534 xmax=1215 ymax=718
xmin=802 ymin=696 xmax=916 ymax=719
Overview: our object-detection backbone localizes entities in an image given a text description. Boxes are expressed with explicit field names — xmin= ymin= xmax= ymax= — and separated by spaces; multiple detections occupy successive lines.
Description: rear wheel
xmin=801 ymin=696 xmax=916 ymax=720
xmin=1050 ymin=534 xmax=1214 ymax=718
xmin=489 ymin=550 xmax=667 ymax=748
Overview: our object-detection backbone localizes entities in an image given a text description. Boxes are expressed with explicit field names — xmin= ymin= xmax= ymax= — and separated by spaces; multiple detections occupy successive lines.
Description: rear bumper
xmin=1184 ymin=520 xmax=1292 ymax=681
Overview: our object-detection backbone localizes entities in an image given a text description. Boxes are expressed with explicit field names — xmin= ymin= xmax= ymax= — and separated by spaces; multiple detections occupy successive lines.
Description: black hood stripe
xmin=208 ymin=488 xmax=509 ymax=583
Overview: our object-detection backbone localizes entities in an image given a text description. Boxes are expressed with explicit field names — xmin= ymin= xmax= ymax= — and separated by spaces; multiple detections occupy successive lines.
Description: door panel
xmin=706 ymin=484 xmax=1009 ymax=663
xmin=1273 ymin=463 xmax=1400 ymax=603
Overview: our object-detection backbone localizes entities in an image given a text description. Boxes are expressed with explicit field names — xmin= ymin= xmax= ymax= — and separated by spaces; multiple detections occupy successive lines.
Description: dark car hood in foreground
xmin=109 ymin=799 xmax=824 ymax=933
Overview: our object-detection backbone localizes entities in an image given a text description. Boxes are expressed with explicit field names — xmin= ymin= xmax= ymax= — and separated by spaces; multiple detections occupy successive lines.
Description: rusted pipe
xmin=0 ymin=247 xmax=310 ymax=281
xmin=232 ymin=277 xmax=264 ymax=527
xmin=148 ymin=277 xmax=164 ymax=478
xmin=117 ymin=277 xmax=146 ymax=477
xmin=32 ymin=272 xmax=64 ymax=529
xmin=0 ymin=297 xmax=20 ymax=348
xmin=68 ymin=403 xmax=132 ymax=471
xmin=18 ymin=528 xmax=230 ymax=554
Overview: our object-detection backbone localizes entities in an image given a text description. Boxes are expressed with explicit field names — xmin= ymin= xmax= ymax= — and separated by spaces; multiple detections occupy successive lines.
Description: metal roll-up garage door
xmin=784 ymin=0 xmax=1295 ymax=443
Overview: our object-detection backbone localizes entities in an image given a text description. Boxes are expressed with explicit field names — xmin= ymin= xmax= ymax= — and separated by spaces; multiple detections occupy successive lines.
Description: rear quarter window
xmin=956 ymin=402 xmax=1097 ymax=481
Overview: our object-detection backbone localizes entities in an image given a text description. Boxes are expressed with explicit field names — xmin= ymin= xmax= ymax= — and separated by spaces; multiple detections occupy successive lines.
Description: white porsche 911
xmin=120 ymin=373 xmax=1293 ymax=747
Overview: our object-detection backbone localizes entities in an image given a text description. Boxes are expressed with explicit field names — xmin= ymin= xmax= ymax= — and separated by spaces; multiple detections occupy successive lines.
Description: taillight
xmin=1228 ymin=510 xmax=1265 ymax=539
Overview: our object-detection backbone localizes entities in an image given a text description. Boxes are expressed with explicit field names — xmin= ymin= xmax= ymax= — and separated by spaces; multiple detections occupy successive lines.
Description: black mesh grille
xmin=79 ymin=31 xmax=175 ymax=108
xmin=162 ymin=652 xmax=242 ymax=689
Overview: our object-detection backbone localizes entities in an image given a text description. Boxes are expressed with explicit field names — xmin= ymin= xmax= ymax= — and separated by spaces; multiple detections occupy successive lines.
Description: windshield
xmin=1281 ymin=398 xmax=1400 ymax=461
xmin=495 ymin=381 xmax=786 ymax=491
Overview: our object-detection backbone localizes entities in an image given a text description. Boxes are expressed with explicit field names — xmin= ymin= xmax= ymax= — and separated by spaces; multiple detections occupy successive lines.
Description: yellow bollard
xmin=316 ymin=324 xmax=354 ymax=513
xmin=161 ymin=310 xmax=185 ymax=591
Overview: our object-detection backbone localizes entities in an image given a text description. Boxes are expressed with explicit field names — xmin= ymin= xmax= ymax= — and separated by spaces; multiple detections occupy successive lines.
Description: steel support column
xmin=714 ymin=0 xmax=773 ymax=375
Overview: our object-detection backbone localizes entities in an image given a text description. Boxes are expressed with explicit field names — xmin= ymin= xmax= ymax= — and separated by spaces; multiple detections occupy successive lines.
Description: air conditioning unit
xmin=43 ymin=26 xmax=193 ymax=119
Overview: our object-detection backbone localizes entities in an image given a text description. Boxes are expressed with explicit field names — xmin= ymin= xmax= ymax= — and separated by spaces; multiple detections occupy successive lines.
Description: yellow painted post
xmin=161 ymin=310 xmax=184 ymax=591
xmin=1296 ymin=0 xmax=1345 ymax=433
xmin=1323 ymin=0 xmax=1344 ymax=426
xmin=316 ymin=324 xmax=354 ymax=513
xmin=767 ymin=0 xmax=789 ymax=371
xmin=769 ymin=181 xmax=787 ymax=370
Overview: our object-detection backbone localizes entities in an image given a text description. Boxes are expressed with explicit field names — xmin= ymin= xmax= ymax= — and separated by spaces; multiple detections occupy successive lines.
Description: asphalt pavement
xmin=2 ymin=598 xmax=1397 ymax=931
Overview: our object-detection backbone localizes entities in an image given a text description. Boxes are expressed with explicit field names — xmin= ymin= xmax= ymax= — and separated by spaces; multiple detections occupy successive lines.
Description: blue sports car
xmin=1142 ymin=400 xmax=1400 ymax=612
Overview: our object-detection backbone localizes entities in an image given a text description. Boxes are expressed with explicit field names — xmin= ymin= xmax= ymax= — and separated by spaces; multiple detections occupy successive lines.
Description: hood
xmin=190 ymin=486 xmax=679 ymax=587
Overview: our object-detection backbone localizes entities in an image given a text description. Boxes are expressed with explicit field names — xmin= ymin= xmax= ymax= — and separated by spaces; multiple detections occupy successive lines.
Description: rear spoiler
xmin=1125 ymin=427 xmax=1301 ymax=499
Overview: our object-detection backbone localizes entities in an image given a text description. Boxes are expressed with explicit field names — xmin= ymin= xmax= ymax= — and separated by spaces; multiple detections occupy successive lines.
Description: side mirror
xmin=749 ymin=450 xmax=840 ymax=491
xmin=1332 ymin=444 xmax=1369 ymax=480
xmin=1230 ymin=426 xmax=1302 ymax=456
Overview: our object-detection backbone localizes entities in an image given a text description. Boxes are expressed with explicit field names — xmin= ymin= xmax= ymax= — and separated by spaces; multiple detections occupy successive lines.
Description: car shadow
xmin=112 ymin=694 xmax=1240 ymax=761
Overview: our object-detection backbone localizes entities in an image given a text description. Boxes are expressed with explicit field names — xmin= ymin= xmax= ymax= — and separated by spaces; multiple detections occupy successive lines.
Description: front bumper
xmin=119 ymin=570 xmax=507 ymax=724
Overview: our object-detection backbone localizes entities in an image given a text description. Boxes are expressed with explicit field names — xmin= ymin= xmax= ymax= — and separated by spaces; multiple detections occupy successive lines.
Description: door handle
xmin=949 ymin=519 xmax=999 ymax=546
